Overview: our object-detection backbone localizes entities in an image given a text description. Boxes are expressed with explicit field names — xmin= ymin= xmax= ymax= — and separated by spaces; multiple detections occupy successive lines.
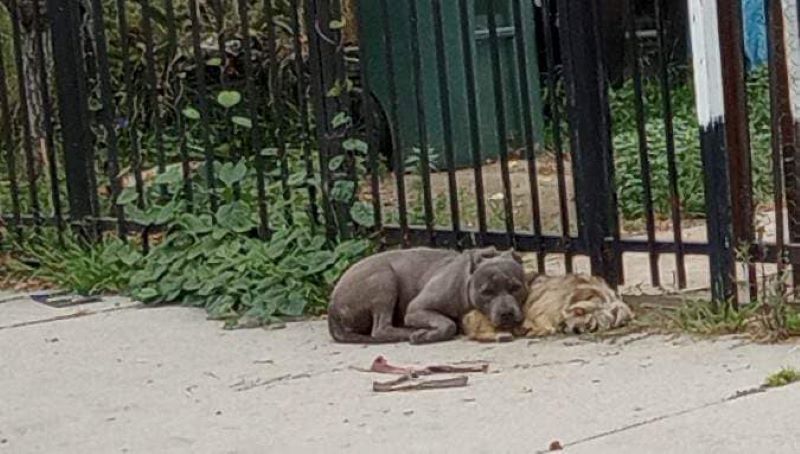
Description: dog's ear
xmin=500 ymin=248 xmax=523 ymax=265
xmin=468 ymin=246 xmax=499 ymax=272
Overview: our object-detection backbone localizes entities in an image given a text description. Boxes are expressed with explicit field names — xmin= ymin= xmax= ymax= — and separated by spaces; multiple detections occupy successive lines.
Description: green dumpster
xmin=360 ymin=0 xmax=545 ymax=170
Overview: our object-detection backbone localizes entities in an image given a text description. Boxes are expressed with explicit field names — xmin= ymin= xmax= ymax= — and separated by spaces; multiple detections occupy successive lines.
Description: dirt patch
xmin=363 ymin=155 xmax=705 ymax=237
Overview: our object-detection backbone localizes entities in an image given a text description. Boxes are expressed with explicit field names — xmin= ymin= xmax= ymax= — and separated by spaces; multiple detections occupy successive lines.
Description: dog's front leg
xmin=405 ymin=310 xmax=458 ymax=344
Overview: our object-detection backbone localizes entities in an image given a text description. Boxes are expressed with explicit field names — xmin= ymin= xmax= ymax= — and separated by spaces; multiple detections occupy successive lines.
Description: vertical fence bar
xmin=432 ymin=0 xmax=461 ymax=241
xmin=458 ymin=0 xmax=488 ymax=245
xmin=32 ymin=0 xmax=63 ymax=235
xmin=767 ymin=0 xmax=789 ymax=274
xmin=626 ymin=0 xmax=660 ymax=286
xmin=188 ymin=0 xmax=217 ymax=212
xmin=655 ymin=0 xmax=687 ymax=288
xmin=311 ymin=0 xmax=349 ymax=238
xmin=408 ymin=0 xmax=435 ymax=244
xmin=291 ymin=0 xmax=319 ymax=225
xmin=90 ymin=0 xmax=126 ymax=237
xmin=116 ymin=0 xmax=146 ymax=211
xmin=265 ymin=0 xmax=292 ymax=224
xmin=48 ymin=0 xmax=94 ymax=224
xmin=688 ymin=0 xmax=737 ymax=306
xmin=717 ymin=0 xmax=757 ymax=298
xmin=163 ymin=0 xmax=178 ymax=57
xmin=355 ymin=0 xmax=381 ymax=232
xmin=11 ymin=1 xmax=41 ymax=228
xmin=783 ymin=0 xmax=800 ymax=286
xmin=540 ymin=0 xmax=573 ymax=272
xmin=305 ymin=0 xmax=337 ymax=239
xmin=557 ymin=0 xmax=618 ymax=285
xmin=140 ymin=0 xmax=167 ymax=196
xmin=164 ymin=0 xmax=194 ymax=210
xmin=238 ymin=0 xmax=270 ymax=238
xmin=377 ymin=0 xmax=409 ymax=244
xmin=212 ymin=0 xmax=240 ymax=200
xmin=0 ymin=32 xmax=20 ymax=237
xmin=486 ymin=0 xmax=516 ymax=247
xmin=513 ymin=0 xmax=544 ymax=270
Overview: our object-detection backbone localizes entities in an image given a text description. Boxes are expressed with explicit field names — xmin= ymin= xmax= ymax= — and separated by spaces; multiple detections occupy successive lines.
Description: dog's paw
xmin=495 ymin=332 xmax=514 ymax=343
xmin=409 ymin=330 xmax=429 ymax=345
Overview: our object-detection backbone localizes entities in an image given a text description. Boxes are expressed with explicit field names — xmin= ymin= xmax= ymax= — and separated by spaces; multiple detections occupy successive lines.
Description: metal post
xmin=765 ymin=0 xmax=792 ymax=276
xmin=47 ymin=0 xmax=94 ymax=223
xmin=556 ymin=0 xmax=618 ymax=286
xmin=779 ymin=0 xmax=800 ymax=285
xmin=689 ymin=0 xmax=737 ymax=307
xmin=717 ymin=0 xmax=756 ymax=300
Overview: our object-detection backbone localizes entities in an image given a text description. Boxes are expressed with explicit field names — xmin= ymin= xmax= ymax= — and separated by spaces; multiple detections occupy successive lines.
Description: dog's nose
xmin=499 ymin=312 xmax=516 ymax=325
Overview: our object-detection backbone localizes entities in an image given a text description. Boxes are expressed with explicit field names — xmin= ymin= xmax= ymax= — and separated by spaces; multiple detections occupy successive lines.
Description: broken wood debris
xmin=353 ymin=356 xmax=489 ymax=392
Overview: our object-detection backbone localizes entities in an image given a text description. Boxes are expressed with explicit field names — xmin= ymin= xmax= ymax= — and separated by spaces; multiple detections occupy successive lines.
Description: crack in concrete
xmin=538 ymin=383 xmax=793 ymax=453
xmin=230 ymin=373 xmax=312 ymax=392
xmin=0 ymin=305 xmax=138 ymax=331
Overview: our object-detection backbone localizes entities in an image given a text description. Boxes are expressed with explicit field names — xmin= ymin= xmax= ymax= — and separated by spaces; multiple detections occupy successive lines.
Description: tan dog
xmin=462 ymin=273 xmax=634 ymax=342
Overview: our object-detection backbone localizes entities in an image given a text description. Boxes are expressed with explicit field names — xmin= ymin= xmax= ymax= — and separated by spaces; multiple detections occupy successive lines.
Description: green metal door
xmin=360 ymin=0 xmax=544 ymax=170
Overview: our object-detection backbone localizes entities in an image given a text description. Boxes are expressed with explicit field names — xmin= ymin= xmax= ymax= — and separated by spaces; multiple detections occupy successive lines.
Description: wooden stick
xmin=373 ymin=375 xmax=469 ymax=392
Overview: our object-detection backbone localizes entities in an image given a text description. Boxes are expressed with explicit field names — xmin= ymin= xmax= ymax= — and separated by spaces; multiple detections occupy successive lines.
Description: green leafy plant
xmin=610 ymin=66 xmax=772 ymax=220
xmin=128 ymin=216 xmax=371 ymax=325
xmin=114 ymin=135 xmax=372 ymax=326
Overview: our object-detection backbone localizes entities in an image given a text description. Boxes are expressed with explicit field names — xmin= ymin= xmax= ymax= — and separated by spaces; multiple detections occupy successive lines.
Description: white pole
xmin=688 ymin=0 xmax=736 ymax=303
xmin=688 ymin=0 xmax=726 ymax=127
xmin=781 ymin=0 xmax=800 ymax=119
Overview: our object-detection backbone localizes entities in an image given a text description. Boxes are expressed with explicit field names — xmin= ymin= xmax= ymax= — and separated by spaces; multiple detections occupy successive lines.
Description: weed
xmin=764 ymin=367 xmax=800 ymax=388
xmin=7 ymin=231 xmax=141 ymax=295
xmin=660 ymin=300 xmax=755 ymax=336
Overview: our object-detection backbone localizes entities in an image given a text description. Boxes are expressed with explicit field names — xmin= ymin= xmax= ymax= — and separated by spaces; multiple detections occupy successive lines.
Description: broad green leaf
xmin=328 ymin=155 xmax=345 ymax=172
xmin=332 ymin=112 xmax=349 ymax=129
xmin=326 ymin=82 xmax=342 ymax=98
xmin=287 ymin=170 xmax=307 ymax=187
xmin=331 ymin=180 xmax=355 ymax=203
xmin=217 ymin=90 xmax=242 ymax=108
xmin=179 ymin=213 xmax=213 ymax=235
xmin=206 ymin=57 xmax=222 ymax=67
xmin=349 ymin=202 xmax=375 ymax=228
xmin=216 ymin=201 xmax=256 ymax=233
xmin=335 ymin=239 xmax=371 ymax=258
xmin=182 ymin=107 xmax=201 ymax=120
xmin=154 ymin=167 xmax=183 ymax=186
xmin=218 ymin=160 xmax=248 ymax=188
xmin=126 ymin=205 xmax=153 ymax=225
xmin=153 ymin=203 xmax=180 ymax=225
xmin=116 ymin=188 xmax=139 ymax=206
xmin=279 ymin=292 xmax=307 ymax=317
xmin=329 ymin=19 xmax=345 ymax=30
xmin=231 ymin=116 xmax=253 ymax=129
xmin=342 ymin=138 xmax=368 ymax=154
xmin=261 ymin=147 xmax=279 ymax=157
xmin=119 ymin=250 xmax=142 ymax=267
xmin=135 ymin=287 xmax=159 ymax=302
xmin=264 ymin=237 xmax=290 ymax=260
xmin=303 ymin=251 xmax=336 ymax=275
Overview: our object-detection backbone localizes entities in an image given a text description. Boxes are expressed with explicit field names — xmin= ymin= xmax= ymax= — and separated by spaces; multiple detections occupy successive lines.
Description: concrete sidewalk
xmin=2 ymin=294 xmax=800 ymax=454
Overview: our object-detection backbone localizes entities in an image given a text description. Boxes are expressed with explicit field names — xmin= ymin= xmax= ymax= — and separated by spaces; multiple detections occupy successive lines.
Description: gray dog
xmin=328 ymin=247 xmax=528 ymax=344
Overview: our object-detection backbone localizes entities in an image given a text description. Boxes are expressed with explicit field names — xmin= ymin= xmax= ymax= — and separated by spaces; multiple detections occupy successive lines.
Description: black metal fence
xmin=0 ymin=0 xmax=799 ymax=306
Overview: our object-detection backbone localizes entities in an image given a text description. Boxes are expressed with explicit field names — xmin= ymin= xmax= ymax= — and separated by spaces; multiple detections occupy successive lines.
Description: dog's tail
xmin=327 ymin=311 xmax=399 ymax=344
